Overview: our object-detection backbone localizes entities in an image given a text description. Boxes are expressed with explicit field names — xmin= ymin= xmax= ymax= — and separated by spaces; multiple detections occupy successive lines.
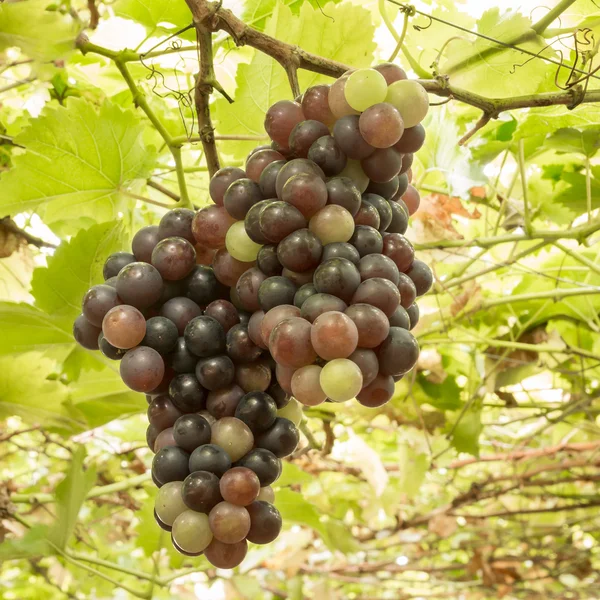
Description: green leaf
xmin=275 ymin=461 xmax=313 ymax=487
xmin=242 ymin=0 xmax=341 ymax=32
xmin=213 ymin=1 xmax=376 ymax=160
xmin=516 ymin=104 xmax=600 ymax=140
xmin=0 ymin=0 xmax=78 ymax=61
xmin=396 ymin=443 xmax=430 ymax=498
xmin=416 ymin=373 xmax=462 ymax=411
xmin=47 ymin=446 xmax=96 ymax=550
xmin=114 ymin=0 xmax=192 ymax=37
xmin=0 ymin=525 xmax=51 ymax=560
xmin=552 ymin=166 xmax=600 ymax=215
xmin=0 ymin=352 xmax=82 ymax=431
xmin=31 ymin=221 xmax=127 ymax=320
xmin=0 ymin=98 xmax=156 ymax=231
xmin=544 ymin=127 xmax=600 ymax=157
xmin=450 ymin=407 xmax=482 ymax=457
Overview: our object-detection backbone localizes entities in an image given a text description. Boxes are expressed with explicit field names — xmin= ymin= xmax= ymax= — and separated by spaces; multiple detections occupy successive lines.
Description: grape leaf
xmin=450 ymin=407 xmax=482 ymax=457
xmin=47 ymin=446 xmax=96 ymax=550
xmin=242 ymin=0 xmax=341 ymax=32
xmin=516 ymin=104 xmax=600 ymax=140
xmin=31 ymin=221 xmax=127 ymax=321
xmin=114 ymin=0 xmax=192 ymax=37
xmin=212 ymin=1 xmax=376 ymax=160
xmin=0 ymin=525 xmax=51 ymax=560
xmin=544 ymin=127 xmax=600 ymax=157
xmin=0 ymin=98 xmax=156 ymax=232
xmin=0 ymin=0 xmax=78 ymax=61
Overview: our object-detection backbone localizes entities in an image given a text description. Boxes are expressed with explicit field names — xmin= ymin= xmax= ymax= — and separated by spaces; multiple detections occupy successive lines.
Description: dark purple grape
xmin=367 ymin=176 xmax=399 ymax=200
xmin=204 ymin=300 xmax=240 ymax=333
xmin=152 ymin=446 xmax=190 ymax=485
xmin=322 ymin=242 xmax=360 ymax=265
xmin=160 ymin=297 xmax=202 ymax=335
xmin=210 ymin=166 xmax=246 ymax=206
xmin=168 ymin=374 xmax=206 ymax=412
xmin=132 ymin=225 xmax=160 ymax=262
xmin=363 ymin=193 xmax=393 ymax=231
xmin=264 ymin=100 xmax=304 ymax=147
xmin=159 ymin=280 xmax=186 ymax=305
xmin=389 ymin=305 xmax=411 ymax=329
xmin=344 ymin=303 xmax=390 ymax=348
xmin=192 ymin=205 xmax=236 ymax=249
xmin=282 ymin=268 xmax=315 ymax=287
xmin=400 ymin=153 xmax=414 ymax=175
xmin=235 ymin=448 xmax=281 ymax=486
xmin=378 ymin=327 xmax=419 ymax=376
xmin=348 ymin=347 xmax=379 ymax=387
xmin=148 ymin=395 xmax=183 ymax=430
xmin=258 ymin=160 xmax=285 ymax=199
xmin=234 ymin=392 xmax=277 ymax=434
xmin=267 ymin=381 xmax=289 ymax=409
xmin=333 ymin=115 xmax=375 ymax=160
xmin=350 ymin=225 xmax=383 ymax=257
xmin=406 ymin=303 xmax=419 ymax=329
xmin=354 ymin=200 xmax=381 ymax=229
xmin=405 ymin=259 xmax=433 ymax=296
xmin=184 ymin=316 xmax=226 ymax=358
xmin=394 ymin=124 xmax=425 ymax=153
xmin=204 ymin=539 xmax=247 ymax=569
xmin=147 ymin=424 xmax=159 ymax=452
xmin=207 ymin=384 xmax=245 ymax=419
xmin=142 ymin=316 xmax=179 ymax=355
xmin=313 ymin=258 xmax=361 ymax=304
xmin=256 ymin=244 xmax=283 ymax=277
xmin=235 ymin=361 xmax=272 ymax=392
xmin=357 ymin=373 xmax=395 ymax=407
xmin=236 ymin=267 xmax=267 ymax=312
xmin=393 ymin=173 xmax=410 ymax=200
xmin=246 ymin=501 xmax=282 ymax=544
xmin=103 ymin=252 xmax=135 ymax=280
xmin=275 ymin=158 xmax=326 ymax=199
xmin=358 ymin=254 xmax=400 ymax=285
xmin=120 ymin=346 xmax=165 ymax=392
xmin=116 ymin=262 xmax=163 ymax=309
xmin=223 ymin=178 xmax=263 ymax=220
xmin=387 ymin=199 xmax=409 ymax=234
xmin=397 ymin=272 xmax=418 ymax=308
xmin=352 ymin=277 xmax=400 ymax=317
xmin=259 ymin=201 xmax=307 ymax=243
xmin=98 ymin=332 xmax=126 ymax=360
xmin=82 ymin=284 xmax=120 ymax=327
xmin=244 ymin=199 xmax=275 ymax=244
xmin=255 ymin=418 xmax=299 ymax=458
xmin=326 ymin=177 xmax=361 ymax=216
xmin=158 ymin=209 xmax=196 ymax=244
xmin=307 ymin=135 xmax=347 ymax=176
xmin=182 ymin=471 xmax=222 ymax=513
xmin=258 ymin=276 xmax=297 ymax=311
xmin=302 ymin=84 xmax=335 ymax=126
xmin=173 ymin=414 xmax=212 ymax=453
xmin=195 ymin=355 xmax=235 ymax=390
xmin=212 ymin=248 xmax=253 ymax=288
xmin=277 ymin=229 xmax=322 ymax=273
xmin=185 ymin=265 xmax=226 ymax=308
xmin=151 ymin=237 xmax=196 ymax=281
xmin=289 ymin=120 xmax=330 ymax=158
xmin=361 ymin=148 xmax=403 ymax=183
xmin=226 ymin=324 xmax=263 ymax=363
xmin=189 ymin=444 xmax=231 ymax=477
xmin=154 ymin=427 xmax=176 ymax=452
xmin=382 ymin=233 xmax=415 ymax=272
xmin=294 ymin=283 xmax=317 ymax=308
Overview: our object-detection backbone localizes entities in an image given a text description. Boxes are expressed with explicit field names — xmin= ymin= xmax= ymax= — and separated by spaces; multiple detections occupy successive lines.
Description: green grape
xmin=171 ymin=510 xmax=213 ymax=554
xmin=226 ymin=221 xmax=262 ymax=262
xmin=319 ymin=358 xmax=363 ymax=402
xmin=309 ymin=205 xmax=355 ymax=245
xmin=344 ymin=68 xmax=388 ymax=112
xmin=385 ymin=80 xmax=429 ymax=128
xmin=154 ymin=481 xmax=187 ymax=526
xmin=339 ymin=160 xmax=369 ymax=193
xmin=277 ymin=397 xmax=303 ymax=426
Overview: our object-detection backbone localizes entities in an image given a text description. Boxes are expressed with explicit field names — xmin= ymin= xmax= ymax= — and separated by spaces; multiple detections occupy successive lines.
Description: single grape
xmin=277 ymin=229 xmax=322 ymax=273
xmin=258 ymin=276 xmax=297 ymax=311
xmin=307 ymin=135 xmax=347 ymax=176
xmin=255 ymin=417 xmax=299 ymax=457
xmin=169 ymin=373 xmax=206 ymax=413
xmin=378 ymin=327 xmax=419 ymax=376
xmin=234 ymin=391 xmax=278 ymax=434
xmin=397 ymin=272 xmax=418 ymax=308
xmin=148 ymin=395 xmax=183 ymax=430
xmin=344 ymin=303 xmax=390 ymax=348
xmin=196 ymin=355 xmax=235 ymax=391
xmin=407 ymin=302 xmax=419 ymax=329
xmin=142 ymin=316 xmax=179 ymax=355
xmin=275 ymin=363 xmax=296 ymax=395
xmin=223 ymin=178 xmax=263 ymax=220
xmin=264 ymin=100 xmax=305 ymax=147
xmin=257 ymin=486 xmax=275 ymax=503
xmin=309 ymin=205 xmax=355 ymax=245
xmin=291 ymin=365 xmax=326 ymax=406
xmin=236 ymin=267 xmax=267 ymax=312
xmin=389 ymin=305 xmax=411 ymax=329
xmin=259 ymin=200 xmax=307 ymax=244
xmin=185 ymin=316 xmax=226 ymax=358
xmin=361 ymin=147 xmax=403 ymax=183
xmin=300 ymin=293 xmax=347 ymax=323
xmin=248 ymin=311 xmax=267 ymax=350
xmin=235 ymin=448 xmax=281 ymax=486
xmin=212 ymin=248 xmax=254 ymax=288
xmin=277 ymin=397 xmax=302 ymax=425
xmin=394 ymin=123 xmax=426 ymax=154
xmin=352 ymin=278 xmax=400 ymax=317
xmin=209 ymin=166 xmax=246 ymax=206
xmin=387 ymin=199 xmax=409 ymax=234
xmin=102 ymin=305 xmax=146 ymax=349
xmin=155 ymin=481 xmax=187 ymax=527
xmin=402 ymin=184 xmax=420 ymax=215
xmin=339 ymin=159 xmax=369 ymax=193
xmin=282 ymin=172 xmax=328 ymax=220
xmin=167 ymin=337 xmax=196 ymax=373
xmin=311 ymin=311 xmax=358 ymax=360
xmin=151 ymin=237 xmax=196 ymax=281
xmin=204 ymin=300 xmax=239 ymax=333
xmin=226 ymin=220 xmax=262 ymax=262
xmin=220 ymin=467 xmax=261 ymax=507
xmin=260 ymin=305 xmax=300 ymax=346
xmin=154 ymin=509 xmax=172 ymax=531
xmin=186 ymin=265 xmax=226 ymax=308
xmin=275 ymin=158 xmax=326 ymax=200
xmin=98 ymin=332 xmax=126 ymax=360
xmin=158 ymin=280 xmax=186 ymax=305
xmin=363 ymin=193 xmax=393 ymax=231
xmin=358 ymin=253 xmax=400 ymax=285
xmin=160 ymin=297 xmax=202 ymax=335
xmin=289 ymin=119 xmax=330 ymax=158
xmin=211 ymin=417 xmax=254 ymax=462
xmin=333 ymin=115 xmax=375 ymax=160
xmin=374 ymin=62 xmax=407 ymax=85
xmin=400 ymin=153 xmax=413 ymax=175
xmin=103 ymin=252 xmax=135 ymax=280
xmin=282 ymin=267 xmax=315 ymax=287
xmin=158 ymin=209 xmax=196 ymax=244
xmin=104 ymin=276 xmax=118 ymax=288
xmin=382 ymin=233 xmax=415 ymax=272
xmin=154 ymin=427 xmax=177 ymax=452
xmin=319 ymin=358 xmax=363 ymax=402
xmin=328 ymin=74 xmax=359 ymax=119
xmin=302 ymin=84 xmax=335 ymax=126
xmin=182 ymin=470 xmax=222 ymax=513
xmin=172 ymin=510 xmax=213 ymax=554
xmin=173 ymin=414 xmax=212 ymax=453
xmin=344 ymin=68 xmax=387 ymax=111
xmin=405 ymin=259 xmax=433 ymax=295
xmin=320 ymin=244 xmax=359 ymax=267
xmin=204 ymin=538 xmax=248 ymax=569
xmin=192 ymin=205 xmax=236 ymax=249
xmin=82 ymin=284 xmax=120 ymax=327
xmin=256 ymin=244 xmax=283 ymax=277
xmin=246 ymin=501 xmax=282 ymax=544
xmin=246 ymin=149 xmax=285 ymax=182
xmin=235 ymin=361 xmax=272 ymax=393
xmin=294 ymin=283 xmax=317 ymax=308
xmin=357 ymin=373 xmax=395 ymax=407
xmin=359 ymin=102 xmax=404 ymax=148
xmin=74 ymin=314 xmax=101 ymax=350
xmin=227 ymin=324 xmax=263 ymax=363
xmin=313 ymin=258 xmax=361 ymax=303
xmin=195 ymin=243 xmax=217 ymax=266
xmin=350 ymin=225 xmax=383 ymax=257
xmin=269 ymin=317 xmax=317 ymax=368
xmin=348 ymin=347 xmax=379 ymax=387
xmin=153 ymin=446 xmax=190 ymax=486
xmin=259 ymin=160 xmax=286 ymax=198
xmin=189 ymin=444 xmax=231 ymax=477
xmin=326 ymin=177 xmax=361 ymax=216
xmin=367 ymin=176 xmax=400 ymax=200
xmin=386 ymin=79 xmax=429 ymax=128
xmin=393 ymin=174 xmax=410 ymax=200
xmin=116 ymin=262 xmax=163 ymax=309
xmin=354 ymin=200 xmax=381 ymax=229
xmin=206 ymin=384 xmax=245 ymax=419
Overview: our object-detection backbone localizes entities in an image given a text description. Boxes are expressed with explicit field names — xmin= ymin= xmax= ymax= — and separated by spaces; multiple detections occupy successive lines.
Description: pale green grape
xmin=320 ymin=358 xmax=363 ymax=402
xmin=309 ymin=205 xmax=355 ymax=245
xmin=385 ymin=80 xmax=429 ymax=128
xmin=257 ymin=486 xmax=275 ymax=503
xmin=172 ymin=510 xmax=213 ymax=553
xmin=155 ymin=481 xmax=187 ymax=526
xmin=344 ymin=69 xmax=388 ymax=112
xmin=277 ymin=397 xmax=303 ymax=426
xmin=339 ymin=160 xmax=369 ymax=193
xmin=226 ymin=221 xmax=262 ymax=262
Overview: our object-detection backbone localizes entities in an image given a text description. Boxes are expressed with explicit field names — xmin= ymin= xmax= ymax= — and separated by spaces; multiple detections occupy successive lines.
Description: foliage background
xmin=1 ymin=0 xmax=600 ymax=598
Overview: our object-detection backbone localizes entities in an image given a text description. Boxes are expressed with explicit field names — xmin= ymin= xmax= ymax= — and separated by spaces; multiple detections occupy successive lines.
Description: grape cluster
xmin=73 ymin=61 xmax=432 ymax=567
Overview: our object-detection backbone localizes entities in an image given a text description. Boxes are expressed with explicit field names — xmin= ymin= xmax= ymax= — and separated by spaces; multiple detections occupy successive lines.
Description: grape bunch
xmin=72 ymin=61 xmax=432 ymax=566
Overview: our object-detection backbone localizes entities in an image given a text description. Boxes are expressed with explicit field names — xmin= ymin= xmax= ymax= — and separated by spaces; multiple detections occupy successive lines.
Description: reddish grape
xmin=358 ymin=253 xmax=400 ymax=285
xmin=102 ymin=305 xmax=146 ymax=349
xmin=382 ymin=233 xmax=415 ymax=272
xmin=328 ymin=75 xmax=359 ymax=119
xmin=354 ymin=201 xmax=381 ymax=228
xmin=302 ymin=84 xmax=335 ymax=126
xmin=132 ymin=225 xmax=160 ymax=262
xmin=212 ymin=248 xmax=253 ymax=288
xmin=264 ymin=100 xmax=305 ymax=147
xmin=361 ymin=147 xmax=403 ymax=183
xmin=82 ymin=284 xmax=120 ymax=327
xmin=195 ymin=243 xmax=217 ymax=266
xmin=223 ymin=178 xmax=263 ymax=220
xmin=192 ymin=205 xmax=236 ymax=249
xmin=397 ymin=272 xmax=418 ymax=308
xmin=300 ymin=293 xmax=347 ymax=323
xmin=160 ymin=297 xmax=202 ymax=335
xmin=394 ymin=124 xmax=426 ymax=154
xmin=275 ymin=364 xmax=296 ymax=395
xmin=402 ymin=184 xmax=420 ymax=215
xmin=260 ymin=304 xmax=300 ymax=345
xmin=277 ymin=228 xmax=322 ymax=273
xmin=333 ymin=114 xmax=375 ymax=160
xmin=207 ymin=384 xmax=245 ymax=419
xmin=259 ymin=201 xmax=307 ymax=243
xmin=209 ymin=166 xmax=246 ymax=205
xmin=344 ymin=303 xmax=390 ymax=348
xmin=269 ymin=317 xmax=316 ymax=368
xmin=226 ymin=324 xmax=263 ymax=363
xmin=236 ymin=267 xmax=267 ymax=312
xmin=275 ymin=158 xmax=326 ymax=200
xmin=374 ymin=62 xmax=407 ymax=85
xmin=405 ymin=259 xmax=433 ymax=296
xmin=120 ymin=346 xmax=165 ymax=392
xmin=246 ymin=149 xmax=285 ymax=182
xmin=348 ymin=347 xmax=379 ymax=387
xmin=204 ymin=299 xmax=240 ymax=333
xmin=204 ymin=538 xmax=248 ymax=569
xmin=359 ymin=103 xmax=404 ymax=148
xmin=220 ymin=467 xmax=260 ymax=506
xmin=357 ymin=373 xmax=395 ymax=407
xmin=289 ymin=120 xmax=330 ymax=158
xmin=151 ymin=237 xmax=196 ymax=281
xmin=351 ymin=278 xmax=400 ymax=317
xmin=311 ymin=311 xmax=358 ymax=360
xmin=248 ymin=310 xmax=267 ymax=349
xmin=282 ymin=172 xmax=328 ymax=219
xmin=399 ymin=153 xmax=413 ymax=175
